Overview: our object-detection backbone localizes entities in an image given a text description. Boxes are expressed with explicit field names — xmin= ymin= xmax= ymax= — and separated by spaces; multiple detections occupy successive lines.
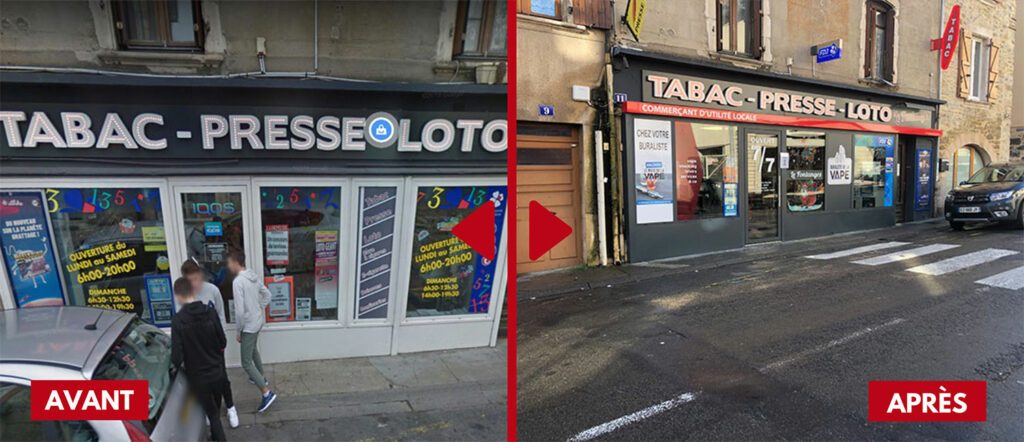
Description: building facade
xmin=936 ymin=0 xmax=1016 ymax=212
xmin=517 ymin=0 xmax=976 ymax=267
xmin=0 ymin=0 xmax=509 ymax=365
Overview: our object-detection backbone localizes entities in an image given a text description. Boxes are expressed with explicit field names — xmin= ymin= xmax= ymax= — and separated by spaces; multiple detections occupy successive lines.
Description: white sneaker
xmin=226 ymin=406 xmax=239 ymax=428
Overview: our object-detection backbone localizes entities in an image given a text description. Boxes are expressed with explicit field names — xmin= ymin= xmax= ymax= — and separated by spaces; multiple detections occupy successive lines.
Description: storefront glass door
xmin=172 ymin=185 xmax=249 ymax=324
xmin=747 ymin=132 xmax=780 ymax=242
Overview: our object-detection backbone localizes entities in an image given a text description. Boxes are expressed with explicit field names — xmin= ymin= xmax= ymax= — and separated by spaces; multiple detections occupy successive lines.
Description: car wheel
xmin=1015 ymin=202 xmax=1024 ymax=230
xmin=950 ymin=221 xmax=965 ymax=231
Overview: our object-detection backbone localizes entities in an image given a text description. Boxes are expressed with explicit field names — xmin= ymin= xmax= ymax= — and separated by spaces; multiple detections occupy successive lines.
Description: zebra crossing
xmin=805 ymin=241 xmax=1024 ymax=290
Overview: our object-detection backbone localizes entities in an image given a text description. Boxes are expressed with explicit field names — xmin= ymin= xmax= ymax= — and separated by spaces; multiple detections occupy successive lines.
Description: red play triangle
xmin=529 ymin=201 xmax=572 ymax=261
xmin=452 ymin=201 xmax=496 ymax=261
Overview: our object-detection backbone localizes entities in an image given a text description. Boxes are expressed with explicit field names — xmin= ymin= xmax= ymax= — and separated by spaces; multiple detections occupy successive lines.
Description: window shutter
xmin=882 ymin=8 xmax=895 ymax=82
xmin=573 ymin=0 xmax=613 ymax=29
xmin=957 ymin=30 xmax=971 ymax=98
xmin=751 ymin=0 xmax=763 ymax=59
xmin=987 ymin=39 xmax=1000 ymax=103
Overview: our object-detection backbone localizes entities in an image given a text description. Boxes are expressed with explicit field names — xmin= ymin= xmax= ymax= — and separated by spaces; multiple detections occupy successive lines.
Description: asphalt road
xmin=517 ymin=220 xmax=1024 ymax=441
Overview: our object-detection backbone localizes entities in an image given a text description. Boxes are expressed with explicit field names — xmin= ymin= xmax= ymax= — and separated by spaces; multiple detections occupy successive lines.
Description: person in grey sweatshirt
xmin=181 ymin=258 xmax=238 ymax=428
xmin=226 ymin=249 xmax=278 ymax=413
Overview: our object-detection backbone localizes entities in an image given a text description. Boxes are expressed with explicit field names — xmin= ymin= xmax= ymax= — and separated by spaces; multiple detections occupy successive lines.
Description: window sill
xmin=516 ymin=13 xmax=587 ymax=33
xmin=858 ymin=77 xmax=896 ymax=89
xmin=965 ymin=97 xmax=992 ymax=105
xmin=97 ymin=50 xmax=224 ymax=69
xmin=433 ymin=60 xmax=508 ymax=84
xmin=708 ymin=52 xmax=770 ymax=70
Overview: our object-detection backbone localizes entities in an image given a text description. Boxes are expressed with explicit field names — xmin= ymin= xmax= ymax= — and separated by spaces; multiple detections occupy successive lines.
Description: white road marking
xmin=976 ymin=266 xmax=1024 ymax=290
xmin=566 ymin=392 xmax=699 ymax=442
xmin=804 ymin=241 xmax=910 ymax=260
xmin=760 ymin=318 xmax=905 ymax=372
xmin=851 ymin=244 xmax=959 ymax=266
xmin=907 ymin=248 xmax=1019 ymax=275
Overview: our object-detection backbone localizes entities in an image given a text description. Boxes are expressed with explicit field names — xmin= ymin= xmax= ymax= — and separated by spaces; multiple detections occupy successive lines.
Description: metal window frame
xmin=111 ymin=0 xmax=205 ymax=52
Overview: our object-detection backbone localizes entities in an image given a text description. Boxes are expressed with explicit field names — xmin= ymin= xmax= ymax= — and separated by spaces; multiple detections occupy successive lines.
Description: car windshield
xmin=92 ymin=318 xmax=173 ymax=433
xmin=966 ymin=165 xmax=1024 ymax=184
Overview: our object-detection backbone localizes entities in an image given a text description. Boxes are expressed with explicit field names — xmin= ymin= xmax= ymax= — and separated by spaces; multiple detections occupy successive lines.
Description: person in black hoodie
xmin=171 ymin=277 xmax=228 ymax=442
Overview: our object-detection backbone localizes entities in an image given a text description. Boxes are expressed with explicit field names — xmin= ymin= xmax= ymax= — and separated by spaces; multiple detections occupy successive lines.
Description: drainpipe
xmin=594 ymin=129 xmax=608 ymax=266
xmin=314 ymin=0 xmax=319 ymax=73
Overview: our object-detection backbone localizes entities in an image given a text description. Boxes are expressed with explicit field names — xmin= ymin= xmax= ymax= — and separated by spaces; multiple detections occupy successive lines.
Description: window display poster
xmin=314 ymin=230 xmax=339 ymax=310
xmin=144 ymin=275 xmax=174 ymax=326
xmin=786 ymin=144 xmax=825 ymax=212
xmin=634 ymin=118 xmax=674 ymax=224
xmin=265 ymin=224 xmax=289 ymax=266
xmin=205 ymin=242 xmax=227 ymax=264
xmin=295 ymin=297 xmax=311 ymax=321
xmin=827 ymin=145 xmax=853 ymax=185
xmin=356 ymin=187 xmax=397 ymax=320
xmin=916 ymin=148 xmax=932 ymax=210
xmin=674 ymin=122 xmax=702 ymax=221
xmin=0 ymin=191 xmax=66 ymax=308
xmin=407 ymin=186 xmax=507 ymax=316
xmin=264 ymin=275 xmax=294 ymax=322
xmin=724 ymin=183 xmax=739 ymax=217
xmin=883 ymin=137 xmax=895 ymax=207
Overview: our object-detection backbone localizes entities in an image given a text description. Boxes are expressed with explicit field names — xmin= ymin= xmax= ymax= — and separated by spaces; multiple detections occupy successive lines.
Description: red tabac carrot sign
xmin=938 ymin=5 xmax=960 ymax=70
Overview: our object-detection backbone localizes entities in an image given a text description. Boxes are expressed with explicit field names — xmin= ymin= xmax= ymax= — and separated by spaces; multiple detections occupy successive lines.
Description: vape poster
xmin=674 ymin=122 xmax=702 ymax=221
xmin=0 ymin=191 xmax=65 ymax=308
xmin=915 ymin=148 xmax=932 ymax=210
xmin=265 ymin=275 xmax=294 ymax=322
xmin=634 ymin=118 xmax=673 ymax=224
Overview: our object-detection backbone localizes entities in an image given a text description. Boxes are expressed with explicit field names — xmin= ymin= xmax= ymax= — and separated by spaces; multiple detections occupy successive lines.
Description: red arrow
xmin=452 ymin=200 xmax=496 ymax=261
xmin=529 ymin=201 xmax=572 ymax=261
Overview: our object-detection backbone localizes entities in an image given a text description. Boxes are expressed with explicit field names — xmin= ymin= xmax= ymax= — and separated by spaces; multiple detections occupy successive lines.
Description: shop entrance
xmin=170 ymin=182 xmax=253 ymax=325
xmin=746 ymin=131 xmax=781 ymax=242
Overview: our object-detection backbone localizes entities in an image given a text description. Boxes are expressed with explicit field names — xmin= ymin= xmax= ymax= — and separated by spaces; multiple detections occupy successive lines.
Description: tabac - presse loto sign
xmin=624 ymin=0 xmax=647 ymax=41
xmin=0 ymin=109 xmax=507 ymax=159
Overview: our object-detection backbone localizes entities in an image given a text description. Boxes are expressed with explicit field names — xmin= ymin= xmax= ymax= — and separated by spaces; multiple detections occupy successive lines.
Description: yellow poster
xmin=625 ymin=0 xmax=647 ymax=40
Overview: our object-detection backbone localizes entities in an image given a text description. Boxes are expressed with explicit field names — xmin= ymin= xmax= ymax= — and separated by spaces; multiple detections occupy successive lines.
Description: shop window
xmin=112 ymin=0 xmax=204 ymax=51
xmin=952 ymin=146 xmax=986 ymax=186
xmin=853 ymin=134 xmax=895 ymax=208
xmin=455 ymin=0 xmax=507 ymax=58
xmin=785 ymin=131 xmax=826 ymax=212
xmin=180 ymin=192 xmax=245 ymax=324
xmin=717 ymin=0 xmax=762 ymax=58
xmin=674 ymin=122 xmax=739 ymax=220
xmin=47 ymin=187 xmax=173 ymax=325
xmin=407 ymin=185 xmax=507 ymax=317
xmin=517 ymin=0 xmax=560 ymax=19
xmin=259 ymin=186 xmax=341 ymax=322
xmin=863 ymin=1 xmax=895 ymax=82
xmin=0 ymin=383 xmax=99 ymax=441
xmin=355 ymin=187 xmax=398 ymax=320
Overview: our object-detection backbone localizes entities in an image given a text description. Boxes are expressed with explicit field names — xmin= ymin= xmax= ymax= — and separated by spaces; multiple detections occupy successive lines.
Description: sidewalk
xmin=518 ymin=220 xmax=949 ymax=300
xmin=222 ymin=341 xmax=506 ymax=441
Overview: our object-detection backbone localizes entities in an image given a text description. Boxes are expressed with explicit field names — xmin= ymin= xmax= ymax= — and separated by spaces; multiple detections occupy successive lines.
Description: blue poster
xmin=0 ymin=191 xmax=66 ymax=308
xmin=882 ymin=137 xmax=895 ymax=207
xmin=144 ymin=275 xmax=174 ymax=326
xmin=204 ymin=221 xmax=223 ymax=236
xmin=469 ymin=186 xmax=507 ymax=313
xmin=723 ymin=183 xmax=738 ymax=217
xmin=915 ymin=148 xmax=932 ymax=210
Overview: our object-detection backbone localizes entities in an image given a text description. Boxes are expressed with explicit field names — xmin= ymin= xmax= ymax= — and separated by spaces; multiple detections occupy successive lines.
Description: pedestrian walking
xmin=226 ymin=249 xmax=278 ymax=413
xmin=170 ymin=277 xmax=228 ymax=442
xmin=181 ymin=258 xmax=239 ymax=428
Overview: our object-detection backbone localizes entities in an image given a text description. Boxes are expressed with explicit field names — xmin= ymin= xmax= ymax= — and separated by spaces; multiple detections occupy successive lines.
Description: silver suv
xmin=0 ymin=306 xmax=204 ymax=441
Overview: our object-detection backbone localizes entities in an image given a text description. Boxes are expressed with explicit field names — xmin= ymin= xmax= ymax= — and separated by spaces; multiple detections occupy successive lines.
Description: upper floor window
xmin=863 ymin=1 xmax=894 ymax=82
xmin=518 ymin=0 xmax=560 ymax=19
xmin=955 ymin=31 xmax=1001 ymax=103
xmin=455 ymin=0 xmax=508 ymax=59
xmin=112 ymin=0 xmax=204 ymax=51
xmin=717 ymin=0 xmax=762 ymax=58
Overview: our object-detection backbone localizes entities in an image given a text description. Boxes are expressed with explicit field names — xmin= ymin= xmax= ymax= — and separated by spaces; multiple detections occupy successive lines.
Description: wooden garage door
xmin=517 ymin=123 xmax=583 ymax=273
